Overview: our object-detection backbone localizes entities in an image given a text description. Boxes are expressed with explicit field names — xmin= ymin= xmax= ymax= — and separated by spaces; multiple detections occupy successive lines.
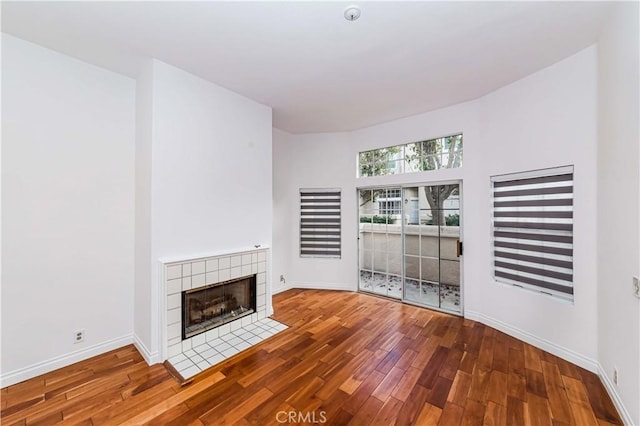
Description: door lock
xmin=456 ymin=240 xmax=463 ymax=257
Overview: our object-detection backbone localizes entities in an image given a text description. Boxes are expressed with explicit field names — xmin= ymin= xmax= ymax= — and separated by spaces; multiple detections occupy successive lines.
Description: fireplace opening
xmin=182 ymin=274 xmax=257 ymax=340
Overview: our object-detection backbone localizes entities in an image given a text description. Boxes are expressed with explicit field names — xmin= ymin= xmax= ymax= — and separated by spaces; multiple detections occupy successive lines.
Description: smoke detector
xmin=344 ymin=5 xmax=361 ymax=21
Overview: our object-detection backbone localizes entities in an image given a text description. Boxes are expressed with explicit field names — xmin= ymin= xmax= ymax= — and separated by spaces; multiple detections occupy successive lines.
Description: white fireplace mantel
xmin=158 ymin=245 xmax=270 ymax=264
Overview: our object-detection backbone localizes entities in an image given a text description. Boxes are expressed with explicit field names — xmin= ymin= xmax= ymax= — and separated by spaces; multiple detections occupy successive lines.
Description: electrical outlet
xmin=280 ymin=275 xmax=286 ymax=283
xmin=74 ymin=329 xmax=85 ymax=344
xmin=613 ymin=367 xmax=618 ymax=385
xmin=633 ymin=276 xmax=640 ymax=298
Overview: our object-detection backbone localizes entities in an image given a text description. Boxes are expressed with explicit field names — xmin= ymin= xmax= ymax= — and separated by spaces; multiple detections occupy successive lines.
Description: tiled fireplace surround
xmin=162 ymin=247 xmax=285 ymax=379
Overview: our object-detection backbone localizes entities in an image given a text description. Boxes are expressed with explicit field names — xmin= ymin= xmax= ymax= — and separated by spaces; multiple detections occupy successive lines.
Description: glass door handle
xmin=456 ymin=240 xmax=463 ymax=257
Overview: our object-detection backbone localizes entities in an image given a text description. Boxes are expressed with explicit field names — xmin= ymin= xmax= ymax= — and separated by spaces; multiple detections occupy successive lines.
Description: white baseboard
xmin=133 ymin=333 xmax=161 ymax=365
xmin=0 ymin=334 xmax=133 ymax=388
xmin=465 ymin=310 xmax=598 ymax=373
xmin=290 ymin=282 xmax=356 ymax=292
xmin=272 ymin=284 xmax=292 ymax=295
xmin=597 ymin=363 xmax=634 ymax=426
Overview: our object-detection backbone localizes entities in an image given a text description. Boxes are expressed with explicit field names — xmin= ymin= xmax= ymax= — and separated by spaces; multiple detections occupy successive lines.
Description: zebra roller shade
xmin=492 ymin=168 xmax=574 ymax=299
xmin=300 ymin=189 xmax=341 ymax=258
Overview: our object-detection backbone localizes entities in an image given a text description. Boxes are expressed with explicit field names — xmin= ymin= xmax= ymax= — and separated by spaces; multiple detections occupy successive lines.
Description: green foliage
xmin=445 ymin=213 xmax=460 ymax=226
xmin=421 ymin=213 xmax=458 ymax=226
xmin=358 ymin=135 xmax=463 ymax=178
xmin=405 ymin=135 xmax=463 ymax=172
xmin=360 ymin=215 xmax=396 ymax=224
xmin=359 ymin=146 xmax=401 ymax=177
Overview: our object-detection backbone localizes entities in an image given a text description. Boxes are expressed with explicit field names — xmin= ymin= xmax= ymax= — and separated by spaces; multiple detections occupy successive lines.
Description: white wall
xmin=272 ymin=128 xmax=293 ymax=294
xmin=273 ymin=46 xmax=599 ymax=371
xmin=134 ymin=59 xmax=154 ymax=360
xmin=465 ymin=46 xmax=598 ymax=369
xmin=1 ymin=34 xmax=136 ymax=386
xmin=150 ymin=60 xmax=272 ymax=259
xmin=273 ymin=131 xmax=357 ymax=291
xmin=134 ymin=60 xmax=273 ymax=359
xmin=597 ymin=3 xmax=640 ymax=424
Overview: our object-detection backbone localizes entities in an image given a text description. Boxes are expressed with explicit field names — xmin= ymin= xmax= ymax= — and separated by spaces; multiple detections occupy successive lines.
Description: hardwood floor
xmin=1 ymin=289 xmax=622 ymax=425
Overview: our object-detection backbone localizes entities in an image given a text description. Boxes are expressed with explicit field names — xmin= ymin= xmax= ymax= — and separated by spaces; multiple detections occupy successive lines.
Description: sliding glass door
xmin=358 ymin=183 xmax=462 ymax=314
xmin=358 ymin=188 xmax=402 ymax=299
xmin=403 ymin=184 xmax=461 ymax=312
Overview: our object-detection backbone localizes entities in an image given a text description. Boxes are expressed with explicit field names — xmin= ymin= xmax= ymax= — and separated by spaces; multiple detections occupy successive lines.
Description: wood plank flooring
xmin=1 ymin=289 xmax=622 ymax=425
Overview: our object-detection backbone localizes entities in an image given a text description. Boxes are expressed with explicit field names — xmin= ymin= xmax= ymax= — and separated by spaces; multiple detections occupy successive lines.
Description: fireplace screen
xmin=182 ymin=275 xmax=257 ymax=340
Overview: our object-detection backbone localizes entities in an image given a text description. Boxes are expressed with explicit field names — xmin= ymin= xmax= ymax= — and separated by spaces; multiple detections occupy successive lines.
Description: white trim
xmin=159 ymin=245 xmax=271 ymax=264
xmin=266 ymin=250 xmax=274 ymax=319
xmin=290 ymin=282 xmax=356 ymax=292
xmin=458 ymin=181 xmax=465 ymax=316
xmin=158 ymin=260 xmax=167 ymax=362
xmin=490 ymin=164 xmax=574 ymax=182
xmin=133 ymin=333 xmax=161 ymax=365
xmin=598 ymin=363 xmax=634 ymax=426
xmin=0 ymin=334 xmax=134 ymax=388
xmin=299 ymin=187 xmax=341 ymax=192
xmin=465 ymin=310 xmax=598 ymax=373
xmin=272 ymin=284 xmax=292 ymax=295
xmin=356 ymin=178 xmax=462 ymax=191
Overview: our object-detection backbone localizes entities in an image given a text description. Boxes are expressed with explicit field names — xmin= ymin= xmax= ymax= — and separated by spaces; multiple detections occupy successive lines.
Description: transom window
xmin=358 ymin=134 xmax=463 ymax=177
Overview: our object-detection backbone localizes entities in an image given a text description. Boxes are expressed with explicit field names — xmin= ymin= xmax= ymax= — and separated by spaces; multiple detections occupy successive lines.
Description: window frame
xmin=491 ymin=165 xmax=574 ymax=301
xmin=357 ymin=133 xmax=463 ymax=178
xmin=299 ymin=188 xmax=342 ymax=259
xmin=378 ymin=200 xmax=401 ymax=215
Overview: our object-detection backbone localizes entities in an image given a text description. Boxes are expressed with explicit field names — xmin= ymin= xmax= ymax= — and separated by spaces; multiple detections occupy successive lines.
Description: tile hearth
xmin=162 ymin=247 xmax=278 ymax=380
xmin=168 ymin=317 xmax=287 ymax=379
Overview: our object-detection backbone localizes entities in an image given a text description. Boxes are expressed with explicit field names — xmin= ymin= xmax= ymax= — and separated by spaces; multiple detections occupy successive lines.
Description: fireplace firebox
xmin=182 ymin=274 xmax=257 ymax=340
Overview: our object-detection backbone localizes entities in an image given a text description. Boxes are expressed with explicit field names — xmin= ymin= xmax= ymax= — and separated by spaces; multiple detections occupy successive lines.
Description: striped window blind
xmin=300 ymin=189 xmax=341 ymax=258
xmin=492 ymin=166 xmax=574 ymax=300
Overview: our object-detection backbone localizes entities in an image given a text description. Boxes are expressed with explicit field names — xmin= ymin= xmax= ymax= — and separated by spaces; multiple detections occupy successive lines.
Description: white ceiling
xmin=2 ymin=1 xmax=613 ymax=134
